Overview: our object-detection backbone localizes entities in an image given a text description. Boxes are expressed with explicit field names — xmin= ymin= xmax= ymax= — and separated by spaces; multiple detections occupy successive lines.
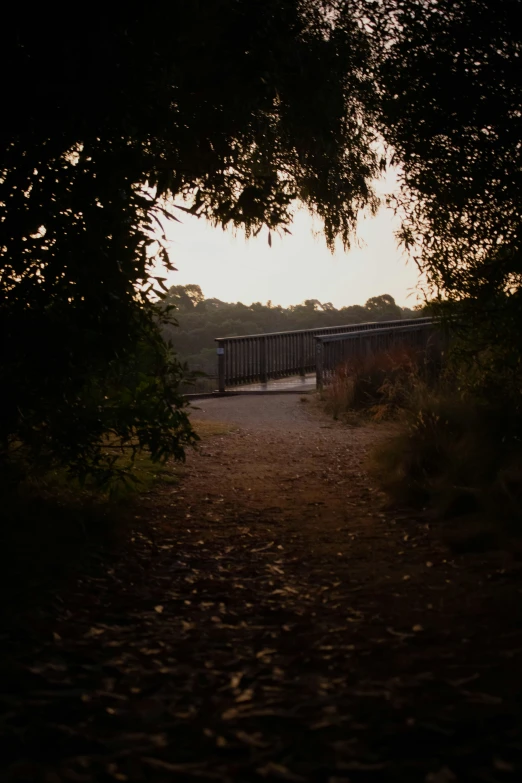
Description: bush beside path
xmin=2 ymin=395 xmax=522 ymax=782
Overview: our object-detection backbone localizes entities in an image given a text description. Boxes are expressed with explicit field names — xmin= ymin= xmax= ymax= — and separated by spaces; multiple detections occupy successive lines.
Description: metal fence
xmin=215 ymin=318 xmax=433 ymax=392
xmin=315 ymin=321 xmax=436 ymax=389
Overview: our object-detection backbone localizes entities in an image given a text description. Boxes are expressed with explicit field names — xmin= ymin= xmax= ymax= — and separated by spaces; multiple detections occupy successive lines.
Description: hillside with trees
xmin=162 ymin=285 xmax=418 ymax=375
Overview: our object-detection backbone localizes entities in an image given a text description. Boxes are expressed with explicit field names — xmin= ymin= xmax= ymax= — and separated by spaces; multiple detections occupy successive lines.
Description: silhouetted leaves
xmin=374 ymin=0 xmax=522 ymax=393
xmin=0 ymin=2 xmax=382 ymax=482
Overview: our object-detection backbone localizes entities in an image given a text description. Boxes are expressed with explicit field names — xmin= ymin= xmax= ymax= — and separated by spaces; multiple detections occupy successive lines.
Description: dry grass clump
xmin=321 ymin=344 xmax=432 ymax=422
xmin=321 ymin=344 xmax=522 ymax=547
xmin=368 ymin=386 xmax=522 ymax=548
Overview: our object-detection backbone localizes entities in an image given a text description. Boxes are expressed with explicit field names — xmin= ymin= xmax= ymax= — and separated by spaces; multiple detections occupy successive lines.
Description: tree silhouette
xmin=3 ymin=0 xmax=519 ymax=482
xmin=0 ymin=2 xmax=379 ymax=479
xmin=375 ymin=0 xmax=522 ymax=392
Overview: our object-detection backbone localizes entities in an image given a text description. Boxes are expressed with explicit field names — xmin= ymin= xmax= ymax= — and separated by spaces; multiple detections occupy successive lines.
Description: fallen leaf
xmin=222 ymin=707 xmax=239 ymax=720
xmin=230 ymin=673 xmax=243 ymax=689
xmin=236 ymin=730 xmax=267 ymax=748
xmin=387 ymin=627 xmax=414 ymax=639
xmin=84 ymin=627 xmax=105 ymax=638
xmin=493 ymin=758 xmax=515 ymax=772
xmin=257 ymin=762 xmax=306 ymax=782
xmin=236 ymin=688 xmax=254 ymax=703
xmin=251 ymin=542 xmax=275 ymax=553
xmin=425 ymin=767 xmax=457 ymax=783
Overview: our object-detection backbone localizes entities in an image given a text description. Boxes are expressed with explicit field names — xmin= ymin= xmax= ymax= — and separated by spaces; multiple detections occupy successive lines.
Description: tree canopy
xmin=375 ymin=1 xmax=522 ymax=341
xmin=371 ymin=0 xmax=522 ymax=395
xmin=2 ymin=0 xmax=521 ymax=479
xmin=1 ymin=1 xmax=380 ymax=479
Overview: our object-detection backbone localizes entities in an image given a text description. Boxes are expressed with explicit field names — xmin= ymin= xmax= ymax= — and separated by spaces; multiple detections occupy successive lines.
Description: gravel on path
xmin=2 ymin=394 xmax=522 ymax=782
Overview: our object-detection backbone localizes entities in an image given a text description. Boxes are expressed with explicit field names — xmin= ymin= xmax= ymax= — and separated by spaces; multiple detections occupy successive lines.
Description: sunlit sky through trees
xmin=156 ymin=168 xmax=423 ymax=309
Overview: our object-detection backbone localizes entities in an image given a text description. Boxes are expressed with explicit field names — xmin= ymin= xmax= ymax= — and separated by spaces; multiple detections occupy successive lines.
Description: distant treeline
xmin=162 ymin=285 xmax=421 ymax=375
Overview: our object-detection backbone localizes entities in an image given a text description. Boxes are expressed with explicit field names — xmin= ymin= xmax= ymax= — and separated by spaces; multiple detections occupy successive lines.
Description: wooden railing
xmin=315 ymin=320 xmax=435 ymax=389
xmin=215 ymin=318 xmax=433 ymax=392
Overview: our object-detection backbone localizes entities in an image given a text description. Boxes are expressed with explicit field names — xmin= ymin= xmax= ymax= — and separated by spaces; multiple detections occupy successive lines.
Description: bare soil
xmin=2 ymin=394 xmax=522 ymax=782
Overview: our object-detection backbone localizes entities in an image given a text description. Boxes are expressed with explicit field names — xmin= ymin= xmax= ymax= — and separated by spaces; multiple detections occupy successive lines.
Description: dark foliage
xmin=3 ymin=0 xmax=521 ymax=481
xmin=375 ymin=0 xmax=522 ymax=394
xmin=1 ymin=2 xmax=379 ymax=481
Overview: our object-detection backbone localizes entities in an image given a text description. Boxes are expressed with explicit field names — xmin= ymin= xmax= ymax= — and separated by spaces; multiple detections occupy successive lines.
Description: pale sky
xmin=154 ymin=170 xmax=423 ymax=309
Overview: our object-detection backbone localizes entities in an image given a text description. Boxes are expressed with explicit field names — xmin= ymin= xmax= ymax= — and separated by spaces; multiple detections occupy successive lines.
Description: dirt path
xmin=2 ymin=395 xmax=522 ymax=782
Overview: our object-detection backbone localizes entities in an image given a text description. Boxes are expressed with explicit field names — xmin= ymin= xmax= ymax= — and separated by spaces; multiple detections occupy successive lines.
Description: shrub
xmin=321 ymin=344 xmax=436 ymax=421
xmin=0 ymin=306 xmax=199 ymax=488
xmin=369 ymin=385 xmax=522 ymax=537
xmin=323 ymin=337 xmax=522 ymax=542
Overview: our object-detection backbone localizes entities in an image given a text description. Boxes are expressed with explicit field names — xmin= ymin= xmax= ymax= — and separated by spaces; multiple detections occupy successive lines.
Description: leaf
xmin=142 ymin=758 xmax=204 ymax=774
xmin=251 ymin=542 xmax=275 ymax=553
xmin=257 ymin=762 xmax=306 ymax=782
xmin=493 ymin=759 xmax=515 ymax=772
xmin=387 ymin=627 xmax=414 ymax=639
xmin=84 ymin=627 xmax=105 ymax=638
xmin=425 ymin=768 xmax=457 ymax=783
xmin=236 ymin=688 xmax=254 ymax=703
xmin=236 ymin=730 xmax=267 ymax=748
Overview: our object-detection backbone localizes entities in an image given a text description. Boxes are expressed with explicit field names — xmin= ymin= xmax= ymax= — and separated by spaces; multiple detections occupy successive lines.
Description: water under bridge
xmin=212 ymin=317 xmax=435 ymax=394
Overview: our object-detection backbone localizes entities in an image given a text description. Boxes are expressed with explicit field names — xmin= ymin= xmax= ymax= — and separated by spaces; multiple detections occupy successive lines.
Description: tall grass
xmin=322 ymin=344 xmax=522 ymax=546
xmin=321 ymin=344 xmax=437 ymax=421
xmin=371 ymin=392 xmax=522 ymax=512
xmin=369 ymin=388 xmax=522 ymax=551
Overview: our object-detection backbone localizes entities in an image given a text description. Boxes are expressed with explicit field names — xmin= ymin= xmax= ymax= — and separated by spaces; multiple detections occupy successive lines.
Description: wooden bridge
xmin=215 ymin=317 xmax=435 ymax=393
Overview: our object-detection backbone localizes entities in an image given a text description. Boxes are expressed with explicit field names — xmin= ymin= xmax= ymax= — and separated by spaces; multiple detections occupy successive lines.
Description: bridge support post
xmin=260 ymin=335 xmax=268 ymax=384
xmin=299 ymin=332 xmax=306 ymax=377
xmin=217 ymin=344 xmax=225 ymax=393
xmin=316 ymin=338 xmax=324 ymax=391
